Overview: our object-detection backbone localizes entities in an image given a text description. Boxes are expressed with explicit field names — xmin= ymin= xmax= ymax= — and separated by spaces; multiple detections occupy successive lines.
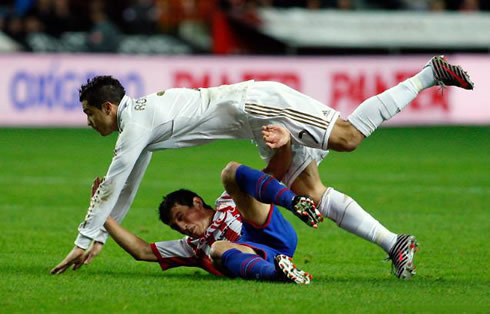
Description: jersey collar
xmin=117 ymin=95 xmax=130 ymax=132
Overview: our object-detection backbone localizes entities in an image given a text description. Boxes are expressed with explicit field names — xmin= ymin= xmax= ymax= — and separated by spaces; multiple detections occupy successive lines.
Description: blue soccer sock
xmin=221 ymin=249 xmax=278 ymax=281
xmin=235 ymin=165 xmax=296 ymax=211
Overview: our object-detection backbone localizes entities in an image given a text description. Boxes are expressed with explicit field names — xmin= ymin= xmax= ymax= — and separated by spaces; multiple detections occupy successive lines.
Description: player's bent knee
xmin=210 ymin=241 xmax=229 ymax=261
xmin=329 ymin=120 xmax=364 ymax=152
xmin=221 ymin=161 xmax=241 ymax=184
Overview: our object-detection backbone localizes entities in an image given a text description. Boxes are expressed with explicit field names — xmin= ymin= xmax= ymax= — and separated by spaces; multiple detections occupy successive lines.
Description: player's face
xmin=82 ymin=101 xmax=117 ymax=136
xmin=169 ymin=203 xmax=211 ymax=238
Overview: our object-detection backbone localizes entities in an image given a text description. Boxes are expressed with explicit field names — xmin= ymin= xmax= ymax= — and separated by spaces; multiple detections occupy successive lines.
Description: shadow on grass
xmin=6 ymin=264 xmax=489 ymax=287
xmin=9 ymin=264 xmax=229 ymax=282
xmin=87 ymin=269 xmax=229 ymax=282
xmin=312 ymin=275 xmax=490 ymax=286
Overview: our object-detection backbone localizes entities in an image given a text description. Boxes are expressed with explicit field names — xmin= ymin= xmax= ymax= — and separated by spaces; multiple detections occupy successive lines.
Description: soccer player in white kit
xmin=51 ymin=56 xmax=474 ymax=279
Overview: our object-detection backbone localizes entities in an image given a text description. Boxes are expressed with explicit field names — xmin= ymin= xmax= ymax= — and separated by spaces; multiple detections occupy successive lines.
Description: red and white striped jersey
xmin=150 ymin=192 xmax=242 ymax=275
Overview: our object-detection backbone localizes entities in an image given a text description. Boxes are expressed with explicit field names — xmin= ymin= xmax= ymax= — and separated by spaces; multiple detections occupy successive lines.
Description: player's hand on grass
xmin=262 ymin=125 xmax=291 ymax=149
xmin=50 ymin=177 xmax=106 ymax=274
xmin=50 ymin=246 xmax=85 ymax=275
xmin=81 ymin=241 xmax=104 ymax=266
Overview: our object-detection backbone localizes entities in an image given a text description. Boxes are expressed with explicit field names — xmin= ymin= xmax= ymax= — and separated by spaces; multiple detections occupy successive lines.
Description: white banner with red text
xmin=0 ymin=54 xmax=487 ymax=126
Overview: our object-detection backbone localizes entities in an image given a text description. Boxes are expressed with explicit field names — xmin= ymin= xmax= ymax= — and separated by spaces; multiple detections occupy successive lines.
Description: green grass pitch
xmin=0 ymin=127 xmax=489 ymax=313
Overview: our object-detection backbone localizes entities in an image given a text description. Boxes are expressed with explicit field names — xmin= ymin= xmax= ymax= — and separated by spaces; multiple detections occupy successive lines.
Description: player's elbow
xmin=131 ymin=244 xmax=155 ymax=262
xmin=132 ymin=251 xmax=145 ymax=261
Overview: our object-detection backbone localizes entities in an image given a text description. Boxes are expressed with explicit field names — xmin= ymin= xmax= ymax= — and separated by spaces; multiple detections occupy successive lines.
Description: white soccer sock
xmin=347 ymin=67 xmax=435 ymax=137
xmin=318 ymin=188 xmax=397 ymax=253
xmin=409 ymin=66 xmax=435 ymax=92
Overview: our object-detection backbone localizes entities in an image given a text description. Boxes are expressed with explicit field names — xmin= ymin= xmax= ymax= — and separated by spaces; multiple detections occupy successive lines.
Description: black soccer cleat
xmin=292 ymin=195 xmax=323 ymax=229
xmin=426 ymin=55 xmax=474 ymax=90
xmin=387 ymin=234 xmax=419 ymax=280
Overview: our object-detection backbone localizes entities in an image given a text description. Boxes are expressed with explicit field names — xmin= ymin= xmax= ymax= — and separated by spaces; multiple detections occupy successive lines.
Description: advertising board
xmin=0 ymin=54 xmax=487 ymax=126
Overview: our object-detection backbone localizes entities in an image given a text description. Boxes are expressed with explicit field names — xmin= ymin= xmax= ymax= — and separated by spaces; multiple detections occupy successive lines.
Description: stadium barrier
xmin=0 ymin=54 xmax=488 ymax=126
xmin=257 ymin=9 xmax=490 ymax=49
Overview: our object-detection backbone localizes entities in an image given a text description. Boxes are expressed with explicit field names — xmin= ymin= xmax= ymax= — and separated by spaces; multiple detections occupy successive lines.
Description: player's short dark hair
xmin=79 ymin=75 xmax=126 ymax=109
xmin=158 ymin=189 xmax=213 ymax=225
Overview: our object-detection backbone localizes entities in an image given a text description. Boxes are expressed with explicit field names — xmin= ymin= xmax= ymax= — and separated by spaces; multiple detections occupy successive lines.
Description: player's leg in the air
xmin=247 ymin=56 xmax=473 ymax=156
xmin=329 ymin=55 xmax=474 ymax=149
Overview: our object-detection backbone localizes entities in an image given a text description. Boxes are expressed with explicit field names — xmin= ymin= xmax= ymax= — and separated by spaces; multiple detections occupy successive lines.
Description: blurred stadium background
xmin=1 ymin=1 xmax=489 ymax=313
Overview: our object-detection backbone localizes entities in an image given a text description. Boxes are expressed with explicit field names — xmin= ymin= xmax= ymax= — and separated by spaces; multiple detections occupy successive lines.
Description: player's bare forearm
xmin=262 ymin=125 xmax=292 ymax=180
xmin=104 ymin=216 xmax=157 ymax=262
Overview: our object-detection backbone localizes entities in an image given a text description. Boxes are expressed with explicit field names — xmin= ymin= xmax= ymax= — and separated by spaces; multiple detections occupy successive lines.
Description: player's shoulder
xmin=215 ymin=191 xmax=236 ymax=210
xmin=117 ymin=94 xmax=155 ymax=127
xmin=211 ymin=192 xmax=239 ymax=224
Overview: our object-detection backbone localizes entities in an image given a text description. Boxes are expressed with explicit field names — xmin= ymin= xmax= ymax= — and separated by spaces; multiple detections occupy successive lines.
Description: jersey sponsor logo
xmin=298 ymin=129 xmax=319 ymax=144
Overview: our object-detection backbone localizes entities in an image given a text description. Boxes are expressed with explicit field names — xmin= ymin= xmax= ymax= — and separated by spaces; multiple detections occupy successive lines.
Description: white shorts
xmin=244 ymin=81 xmax=339 ymax=187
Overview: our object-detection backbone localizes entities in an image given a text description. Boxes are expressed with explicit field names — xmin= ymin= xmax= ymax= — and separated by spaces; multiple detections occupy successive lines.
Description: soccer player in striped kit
xmin=51 ymin=56 xmax=473 ymax=279
xmin=86 ymin=135 xmax=318 ymax=284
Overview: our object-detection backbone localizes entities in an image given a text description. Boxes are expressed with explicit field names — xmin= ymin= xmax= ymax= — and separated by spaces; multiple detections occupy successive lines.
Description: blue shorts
xmin=235 ymin=205 xmax=297 ymax=264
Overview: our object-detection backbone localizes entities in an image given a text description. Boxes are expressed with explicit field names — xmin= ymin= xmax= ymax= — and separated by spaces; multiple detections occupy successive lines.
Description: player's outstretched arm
xmin=79 ymin=177 xmax=107 ymax=266
xmin=50 ymin=177 xmax=105 ymax=275
xmin=104 ymin=216 xmax=157 ymax=262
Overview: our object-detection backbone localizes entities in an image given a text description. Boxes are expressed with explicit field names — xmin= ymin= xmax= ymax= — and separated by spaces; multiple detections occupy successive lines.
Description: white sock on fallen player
xmin=318 ymin=188 xmax=397 ymax=253
xmin=347 ymin=67 xmax=435 ymax=137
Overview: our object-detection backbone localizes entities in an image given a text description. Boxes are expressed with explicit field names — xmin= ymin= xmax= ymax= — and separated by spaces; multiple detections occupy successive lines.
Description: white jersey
xmin=151 ymin=192 xmax=242 ymax=275
xmin=76 ymin=81 xmax=339 ymax=249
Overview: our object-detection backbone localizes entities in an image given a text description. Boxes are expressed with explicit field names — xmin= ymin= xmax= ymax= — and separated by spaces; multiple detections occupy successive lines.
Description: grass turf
xmin=0 ymin=127 xmax=489 ymax=313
